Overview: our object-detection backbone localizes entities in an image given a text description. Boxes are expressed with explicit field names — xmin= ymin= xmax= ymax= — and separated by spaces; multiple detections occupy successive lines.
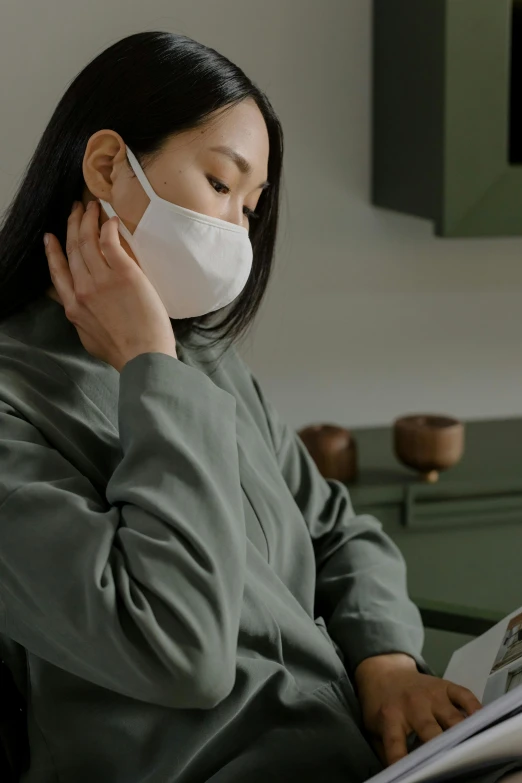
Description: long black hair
xmin=0 ymin=31 xmax=284 ymax=346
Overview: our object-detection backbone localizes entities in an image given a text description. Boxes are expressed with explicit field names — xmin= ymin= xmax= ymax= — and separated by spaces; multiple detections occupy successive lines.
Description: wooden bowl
xmin=298 ymin=424 xmax=358 ymax=483
xmin=394 ymin=415 xmax=465 ymax=483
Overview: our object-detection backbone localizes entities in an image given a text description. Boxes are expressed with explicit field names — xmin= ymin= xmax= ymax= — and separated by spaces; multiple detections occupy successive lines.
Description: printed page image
xmin=484 ymin=613 xmax=522 ymax=704
xmin=491 ymin=613 xmax=522 ymax=673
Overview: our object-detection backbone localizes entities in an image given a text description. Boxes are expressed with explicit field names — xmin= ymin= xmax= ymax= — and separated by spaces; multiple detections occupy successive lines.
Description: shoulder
xmin=0 ymin=330 xmax=71 ymax=418
xmin=0 ymin=303 xmax=107 ymax=434
xmin=0 ymin=296 xmax=75 ymax=402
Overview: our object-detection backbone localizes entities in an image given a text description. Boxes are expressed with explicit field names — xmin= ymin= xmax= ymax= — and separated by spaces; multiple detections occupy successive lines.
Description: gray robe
xmin=0 ymin=294 xmax=428 ymax=783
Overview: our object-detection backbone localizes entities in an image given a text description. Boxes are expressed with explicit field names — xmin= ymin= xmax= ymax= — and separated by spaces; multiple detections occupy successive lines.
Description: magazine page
xmin=366 ymin=687 xmax=522 ymax=783
xmin=392 ymin=712 xmax=522 ymax=783
xmin=444 ymin=608 xmax=522 ymax=704
xmin=366 ymin=607 xmax=522 ymax=783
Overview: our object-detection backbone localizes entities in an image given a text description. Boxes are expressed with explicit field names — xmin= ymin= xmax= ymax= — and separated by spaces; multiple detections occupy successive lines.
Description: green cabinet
xmin=348 ymin=418 xmax=522 ymax=674
xmin=373 ymin=0 xmax=522 ymax=237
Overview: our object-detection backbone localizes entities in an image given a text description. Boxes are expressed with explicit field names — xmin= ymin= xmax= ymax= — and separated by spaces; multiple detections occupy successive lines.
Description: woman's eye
xmin=208 ymin=177 xmax=259 ymax=220
xmin=208 ymin=177 xmax=230 ymax=195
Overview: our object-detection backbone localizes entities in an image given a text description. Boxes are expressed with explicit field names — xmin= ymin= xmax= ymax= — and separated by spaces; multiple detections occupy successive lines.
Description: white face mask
xmin=99 ymin=147 xmax=253 ymax=320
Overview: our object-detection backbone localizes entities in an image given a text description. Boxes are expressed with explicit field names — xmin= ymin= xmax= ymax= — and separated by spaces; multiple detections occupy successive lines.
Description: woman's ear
xmin=81 ymin=131 xmax=148 ymax=241
xmin=82 ymin=130 xmax=128 ymax=202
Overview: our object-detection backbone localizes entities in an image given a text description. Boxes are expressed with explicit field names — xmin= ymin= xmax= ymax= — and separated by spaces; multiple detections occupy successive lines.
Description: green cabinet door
xmin=373 ymin=0 xmax=522 ymax=237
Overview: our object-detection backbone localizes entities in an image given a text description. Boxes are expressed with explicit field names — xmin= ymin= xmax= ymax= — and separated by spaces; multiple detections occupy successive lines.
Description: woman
xmin=0 ymin=31 xmax=507 ymax=783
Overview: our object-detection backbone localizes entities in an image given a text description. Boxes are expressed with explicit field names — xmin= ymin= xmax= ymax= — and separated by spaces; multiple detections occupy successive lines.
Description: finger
xmin=410 ymin=709 xmax=444 ymax=745
xmin=382 ymin=716 xmax=409 ymax=766
xmin=370 ymin=736 xmax=387 ymax=766
xmin=65 ymin=201 xmax=92 ymax=283
xmin=433 ymin=703 xmax=467 ymax=731
xmin=447 ymin=684 xmax=482 ymax=716
xmin=44 ymin=233 xmax=75 ymax=308
xmin=99 ymin=214 xmax=132 ymax=271
xmin=77 ymin=200 xmax=109 ymax=276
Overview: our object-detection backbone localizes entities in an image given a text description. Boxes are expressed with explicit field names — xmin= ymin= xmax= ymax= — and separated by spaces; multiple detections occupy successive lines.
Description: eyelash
xmin=207 ymin=177 xmax=260 ymax=220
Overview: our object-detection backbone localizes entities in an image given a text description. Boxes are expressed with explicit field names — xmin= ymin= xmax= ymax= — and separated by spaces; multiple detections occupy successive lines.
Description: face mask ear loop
xmin=98 ymin=146 xmax=156 ymax=245
xmin=125 ymin=147 xmax=158 ymax=203
xmin=98 ymin=199 xmax=135 ymax=245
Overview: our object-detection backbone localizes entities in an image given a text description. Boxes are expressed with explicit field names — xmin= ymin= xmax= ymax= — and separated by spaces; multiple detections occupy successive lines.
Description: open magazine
xmin=367 ymin=607 xmax=522 ymax=783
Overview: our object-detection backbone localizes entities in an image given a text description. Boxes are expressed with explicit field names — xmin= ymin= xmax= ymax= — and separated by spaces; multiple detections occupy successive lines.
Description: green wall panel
xmin=348 ymin=418 xmax=522 ymax=672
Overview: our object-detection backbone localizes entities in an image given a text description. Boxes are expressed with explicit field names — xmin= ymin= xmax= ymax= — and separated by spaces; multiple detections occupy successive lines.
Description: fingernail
xmin=71 ymin=201 xmax=79 ymax=212
xmin=87 ymin=200 xmax=95 ymax=210
xmin=43 ymin=234 xmax=50 ymax=247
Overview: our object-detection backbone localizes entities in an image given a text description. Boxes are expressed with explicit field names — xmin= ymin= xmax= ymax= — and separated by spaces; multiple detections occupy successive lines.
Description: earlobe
xmin=81 ymin=130 xmax=126 ymax=202
xmin=82 ymin=158 xmax=113 ymax=204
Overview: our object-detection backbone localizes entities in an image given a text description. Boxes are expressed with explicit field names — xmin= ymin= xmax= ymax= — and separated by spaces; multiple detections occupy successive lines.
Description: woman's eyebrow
xmin=210 ymin=145 xmax=270 ymax=189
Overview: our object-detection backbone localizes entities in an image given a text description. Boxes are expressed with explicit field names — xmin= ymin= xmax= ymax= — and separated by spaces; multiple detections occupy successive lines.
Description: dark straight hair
xmin=0 ymin=31 xmax=284 ymax=345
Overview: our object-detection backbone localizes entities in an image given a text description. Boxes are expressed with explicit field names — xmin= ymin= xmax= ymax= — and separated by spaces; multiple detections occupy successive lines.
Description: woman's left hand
xmin=354 ymin=653 xmax=482 ymax=767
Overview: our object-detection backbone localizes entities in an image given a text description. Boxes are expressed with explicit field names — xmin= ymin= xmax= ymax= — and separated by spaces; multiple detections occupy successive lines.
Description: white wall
xmin=2 ymin=0 xmax=522 ymax=428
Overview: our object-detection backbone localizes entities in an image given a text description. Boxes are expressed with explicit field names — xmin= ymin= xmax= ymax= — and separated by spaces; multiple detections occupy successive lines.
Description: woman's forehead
xmin=162 ymin=101 xmax=270 ymax=171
